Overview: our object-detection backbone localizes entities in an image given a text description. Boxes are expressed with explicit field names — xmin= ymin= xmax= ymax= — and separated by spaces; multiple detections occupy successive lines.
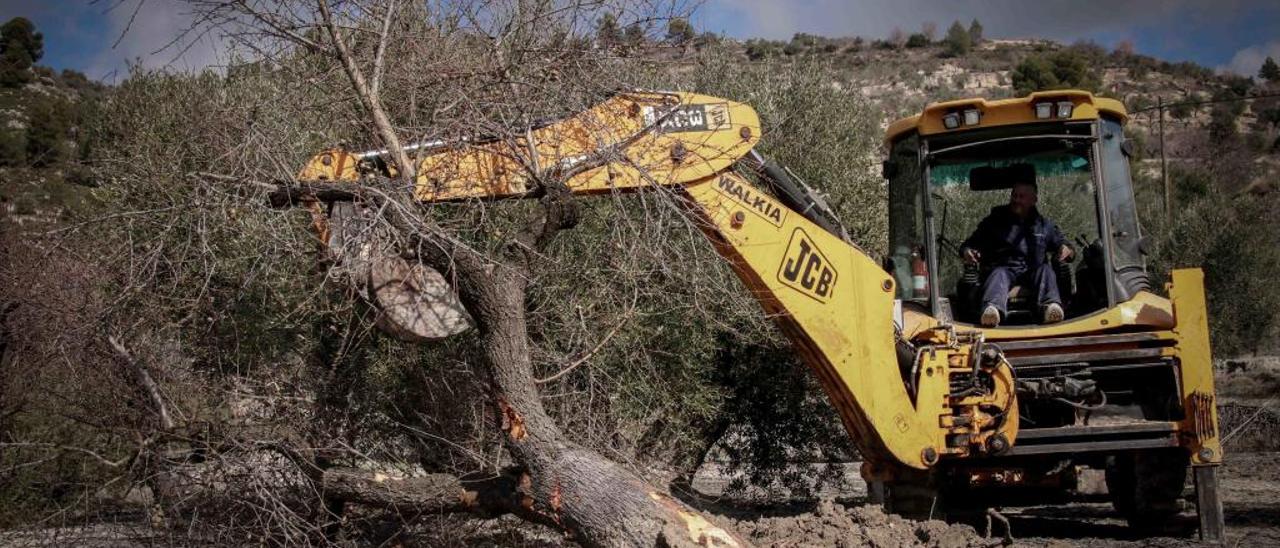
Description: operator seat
xmin=956 ymin=256 xmax=1074 ymax=325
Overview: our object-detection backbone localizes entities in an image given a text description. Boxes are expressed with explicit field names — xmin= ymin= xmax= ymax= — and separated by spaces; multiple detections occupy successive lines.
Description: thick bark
xmin=321 ymin=467 xmax=562 ymax=528
xmin=419 ymin=249 xmax=745 ymax=547
xmin=381 ymin=184 xmax=743 ymax=546
xmin=271 ymin=125 xmax=746 ymax=548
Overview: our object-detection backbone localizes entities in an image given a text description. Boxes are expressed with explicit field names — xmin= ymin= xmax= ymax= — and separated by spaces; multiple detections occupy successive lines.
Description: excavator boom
xmin=295 ymin=91 xmax=1020 ymax=471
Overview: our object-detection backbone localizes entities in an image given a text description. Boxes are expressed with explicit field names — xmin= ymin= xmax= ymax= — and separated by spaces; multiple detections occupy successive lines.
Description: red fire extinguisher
xmin=910 ymin=247 xmax=929 ymax=299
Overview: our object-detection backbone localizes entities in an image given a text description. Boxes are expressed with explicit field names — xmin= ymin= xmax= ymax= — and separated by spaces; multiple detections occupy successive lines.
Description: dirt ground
xmin=663 ymin=449 xmax=1276 ymax=548
xmin=1000 ymin=451 xmax=1280 ymax=547
xmin=684 ymin=357 xmax=1280 ymax=547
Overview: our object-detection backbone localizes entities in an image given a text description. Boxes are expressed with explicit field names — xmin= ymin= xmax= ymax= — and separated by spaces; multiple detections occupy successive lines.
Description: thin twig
xmin=535 ymin=287 xmax=638 ymax=384
xmin=1222 ymin=398 xmax=1276 ymax=443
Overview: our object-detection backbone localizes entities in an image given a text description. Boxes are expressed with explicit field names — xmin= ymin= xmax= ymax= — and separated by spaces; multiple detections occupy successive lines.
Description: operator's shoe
xmin=980 ymin=305 xmax=1000 ymax=328
xmin=1043 ymin=302 xmax=1064 ymax=324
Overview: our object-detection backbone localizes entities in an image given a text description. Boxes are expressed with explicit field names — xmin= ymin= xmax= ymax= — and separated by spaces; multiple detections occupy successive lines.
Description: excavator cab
xmin=884 ymin=90 xmax=1147 ymax=327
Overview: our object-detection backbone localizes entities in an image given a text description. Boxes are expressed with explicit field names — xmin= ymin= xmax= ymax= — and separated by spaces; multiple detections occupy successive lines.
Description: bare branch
xmin=320 ymin=466 xmax=559 ymax=527
xmin=108 ymin=336 xmax=175 ymax=432
xmin=535 ymin=287 xmax=638 ymax=384
xmin=315 ymin=0 xmax=415 ymax=181
xmin=369 ymin=0 xmax=397 ymax=98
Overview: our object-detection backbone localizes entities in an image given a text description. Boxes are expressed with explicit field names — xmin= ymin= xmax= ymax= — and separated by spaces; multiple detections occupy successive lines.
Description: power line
xmin=1135 ymin=89 xmax=1280 ymax=220
xmin=1130 ymin=91 xmax=1280 ymax=114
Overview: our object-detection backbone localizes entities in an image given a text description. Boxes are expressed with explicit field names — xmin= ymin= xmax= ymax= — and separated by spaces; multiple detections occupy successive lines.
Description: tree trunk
xmin=432 ymin=253 xmax=746 ymax=547
xmin=297 ymin=171 xmax=748 ymax=544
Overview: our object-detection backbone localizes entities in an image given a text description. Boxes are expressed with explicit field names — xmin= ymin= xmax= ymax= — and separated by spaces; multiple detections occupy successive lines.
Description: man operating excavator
xmin=960 ymin=179 xmax=1074 ymax=327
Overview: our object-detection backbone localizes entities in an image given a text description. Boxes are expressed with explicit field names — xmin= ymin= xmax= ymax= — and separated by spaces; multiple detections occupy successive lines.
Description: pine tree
xmin=623 ymin=23 xmax=645 ymax=49
xmin=1260 ymin=56 xmax=1280 ymax=83
xmin=944 ymin=20 xmax=971 ymax=57
xmin=0 ymin=17 xmax=44 ymax=87
xmin=968 ymin=19 xmax=984 ymax=43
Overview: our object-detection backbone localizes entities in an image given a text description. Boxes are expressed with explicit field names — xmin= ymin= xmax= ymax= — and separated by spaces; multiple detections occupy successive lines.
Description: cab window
xmin=926 ymin=130 xmax=1104 ymax=323
xmin=886 ymin=133 xmax=924 ymax=300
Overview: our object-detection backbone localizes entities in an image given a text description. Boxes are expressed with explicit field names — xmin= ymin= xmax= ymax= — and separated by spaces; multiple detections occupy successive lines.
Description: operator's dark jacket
xmin=961 ymin=205 xmax=1067 ymax=271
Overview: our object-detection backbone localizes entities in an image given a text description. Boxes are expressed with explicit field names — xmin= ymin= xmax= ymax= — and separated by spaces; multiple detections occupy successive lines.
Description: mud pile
xmin=731 ymin=500 xmax=993 ymax=548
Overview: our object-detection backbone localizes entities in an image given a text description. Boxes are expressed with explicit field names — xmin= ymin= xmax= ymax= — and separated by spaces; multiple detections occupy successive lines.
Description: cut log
xmin=367 ymin=255 xmax=473 ymax=341
xmin=322 ymin=201 xmax=473 ymax=341
xmin=320 ymin=467 xmax=543 ymax=521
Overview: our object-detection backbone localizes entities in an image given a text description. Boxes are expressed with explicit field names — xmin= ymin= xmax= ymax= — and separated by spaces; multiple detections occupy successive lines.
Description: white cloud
xmin=86 ymin=1 xmax=229 ymax=81
xmin=1221 ymin=40 xmax=1280 ymax=77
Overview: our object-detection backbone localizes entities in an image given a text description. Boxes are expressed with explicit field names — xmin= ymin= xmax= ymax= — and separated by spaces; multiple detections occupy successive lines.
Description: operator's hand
xmin=1057 ymin=245 xmax=1075 ymax=263
xmin=962 ymin=247 xmax=981 ymax=265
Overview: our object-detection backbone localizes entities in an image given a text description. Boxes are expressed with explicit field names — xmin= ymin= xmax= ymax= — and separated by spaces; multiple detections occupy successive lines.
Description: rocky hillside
xmin=0 ymin=63 xmax=104 ymax=226
xmin=684 ymin=32 xmax=1279 ymax=191
xmin=4 ymin=24 xmax=1276 ymax=225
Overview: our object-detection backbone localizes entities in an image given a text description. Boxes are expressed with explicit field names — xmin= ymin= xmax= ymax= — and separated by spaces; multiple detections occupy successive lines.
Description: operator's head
xmin=1009 ymin=181 xmax=1038 ymax=219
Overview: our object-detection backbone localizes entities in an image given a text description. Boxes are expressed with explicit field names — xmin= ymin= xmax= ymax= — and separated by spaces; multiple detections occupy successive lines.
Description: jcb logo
xmin=778 ymin=228 xmax=837 ymax=302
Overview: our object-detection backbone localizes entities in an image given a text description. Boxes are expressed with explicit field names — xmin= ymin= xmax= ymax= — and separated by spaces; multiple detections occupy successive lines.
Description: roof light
xmin=1034 ymin=102 xmax=1053 ymax=119
xmin=942 ymin=112 xmax=961 ymax=129
xmin=963 ymin=108 xmax=981 ymax=126
xmin=1056 ymin=101 xmax=1074 ymax=118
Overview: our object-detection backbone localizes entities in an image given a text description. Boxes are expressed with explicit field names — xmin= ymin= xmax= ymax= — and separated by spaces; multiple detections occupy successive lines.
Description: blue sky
xmin=696 ymin=0 xmax=1280 ymax=76
xmin=2 ymin=0 xmax=1278 ymax=81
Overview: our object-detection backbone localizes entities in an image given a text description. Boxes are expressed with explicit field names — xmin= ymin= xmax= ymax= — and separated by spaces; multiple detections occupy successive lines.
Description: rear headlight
xmin=1034 ymin=102 xmax=1053 ymax=119
xmin=942 ymin=112 xmax=961 ymax=129
xmin=1056 ymin=101 xmax=1074 ymax=118
xmin=1034 ymin=100 xmax=1075 ymax=119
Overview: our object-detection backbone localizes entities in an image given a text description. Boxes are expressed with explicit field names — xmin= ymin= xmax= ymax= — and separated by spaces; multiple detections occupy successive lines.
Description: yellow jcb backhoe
xmin=284 ymin=90 xmax=1224 ymax=540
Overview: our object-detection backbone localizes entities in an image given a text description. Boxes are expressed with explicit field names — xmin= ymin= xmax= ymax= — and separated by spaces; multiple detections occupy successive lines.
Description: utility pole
xmin=1159 ymin=96 xmax=1171 ymax=224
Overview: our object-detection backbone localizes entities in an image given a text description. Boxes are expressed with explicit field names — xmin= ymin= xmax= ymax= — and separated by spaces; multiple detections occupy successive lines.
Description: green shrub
xmin=905 ymin=33 xmax=929 ymax=48
xmin=24 ymin=95 xmax=71 ymax=167
xmin=0 ymin=128 xmax=24 ymax=166
xmin=1142 ymin=163 xmax=1280 ymax=356
xmin=745 ymin=38 xmax=783 ymax=60
xmin=1169 ymin=96 xmax=1197 ymax=120
xmin=1011 ymin=50 xmax=1099 ymax=95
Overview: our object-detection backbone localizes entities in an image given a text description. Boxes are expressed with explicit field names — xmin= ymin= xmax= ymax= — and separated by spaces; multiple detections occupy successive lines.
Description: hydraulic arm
xmin=295 ymin=91 xmax=1019 ymax=471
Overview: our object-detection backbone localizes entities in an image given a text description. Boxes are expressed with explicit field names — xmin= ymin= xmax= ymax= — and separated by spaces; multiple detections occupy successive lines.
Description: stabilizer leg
xmin=1194 ymin=465 xmax=1225 ymax=543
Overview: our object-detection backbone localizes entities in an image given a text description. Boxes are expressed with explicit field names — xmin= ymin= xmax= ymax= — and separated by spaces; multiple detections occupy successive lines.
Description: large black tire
xmin=1105 ymin=449 xmax=1189 ymax=529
